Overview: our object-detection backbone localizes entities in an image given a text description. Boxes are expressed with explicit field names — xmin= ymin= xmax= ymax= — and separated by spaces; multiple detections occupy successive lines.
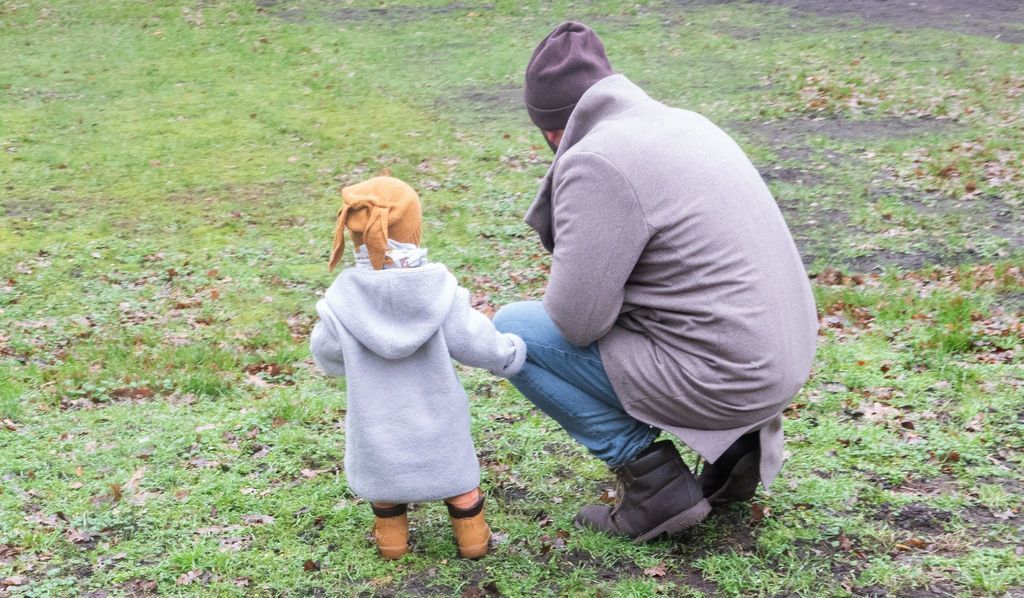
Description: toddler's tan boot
xmin=371 ymin=503 xmax=409 ymax=559
xmin=447 ymin=492 xmax=491 ymax=559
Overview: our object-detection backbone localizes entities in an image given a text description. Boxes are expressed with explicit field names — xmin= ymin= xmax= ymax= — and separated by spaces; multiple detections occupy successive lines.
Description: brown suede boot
xmin=447 ymin=493 xmax=491 ymax=559
xmin=575 ymin=441 xmax=711 ymax=543
xmin=698 ymin=432 xmax=761 ymax=506
xmin=371 ymin=503 xmax=410 ymax=559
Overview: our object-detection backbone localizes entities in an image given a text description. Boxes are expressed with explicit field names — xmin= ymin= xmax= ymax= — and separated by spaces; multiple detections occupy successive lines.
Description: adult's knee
xmin=493 ymin=300 xmax=553 ymax=342
xmin=494 ymin=301 xmax=540 ymax=335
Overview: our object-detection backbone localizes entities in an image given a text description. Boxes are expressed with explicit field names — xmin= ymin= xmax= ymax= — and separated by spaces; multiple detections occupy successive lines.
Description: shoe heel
xmin=635 ymin=498 xmax=711 ymax=544
xmin=708 ymin=451 xmax=760 ymax=506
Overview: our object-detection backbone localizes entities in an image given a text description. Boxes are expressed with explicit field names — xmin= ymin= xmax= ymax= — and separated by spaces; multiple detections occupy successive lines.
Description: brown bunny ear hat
xmin=328 ymin=177 xmax=422 ymax=271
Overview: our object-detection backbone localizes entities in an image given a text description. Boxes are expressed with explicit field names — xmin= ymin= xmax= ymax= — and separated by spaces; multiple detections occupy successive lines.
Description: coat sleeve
xmin=309 ymin=300 xmax=346 ymax=377
xmin=544 ymin=151 xmax=652 ymax=347
xmin=442 ymin=286 xmax=527 ymax=378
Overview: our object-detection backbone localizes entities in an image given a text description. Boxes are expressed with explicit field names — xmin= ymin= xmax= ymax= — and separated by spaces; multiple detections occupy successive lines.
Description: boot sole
xmin=706 ymin=451 xmax=760 ymax=507
xmin=457 ymin=541 xmax=490 ymax=559
xmin=378 ymin=545 xmax=410 ymax=559
xmin=457 ymin=528 xmax=491 ymax=559
xmin=634 ymin=498 xmax=711 ymax=544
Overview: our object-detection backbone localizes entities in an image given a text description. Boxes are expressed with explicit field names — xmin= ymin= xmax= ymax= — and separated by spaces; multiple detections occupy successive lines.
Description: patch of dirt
xmin=561 ymin=547 xmax=722 ymax=594
xmin=374 ymin=567 xmax=460 ymax=598
xmin=731 ymin=116 xmax=958 ymax=152
xmin=263 ymin=1 xmax=492 ymax=24
xmin=760 ymin=165 xmax=825 ymax=186
xmin=890 ymin=503 xmax=953 ymax=535
xmin=451 ymin=83 xmax=524 ymax=116
xmin=2 ymin=198 xmax=56 ymax=219
xmin=774 ymin=199 xmax=857 ymax=268
xmin=741 ymin=0 xmax=1024 ymax=44
xmin=561 ymin=548 xmax=642 ymax=582
xmin=961 ymin=505 xmax=1020 ymax=528
xmin=904 ymin=193 xmax=1024 ymax=249
xmin=900 ymin=583 xmax=967 ymax=597
xmin=489 ymin=480 xmax=529 ymax=504
xmin=667 ymin=566 xmax=723 ymax=597
xmin=776 ymin=199 xmax=850 ymax=236
xmin=672 ymin=0 xmax=1024 ymax=44
xmin=993 ymin=290 xmax=1024 ymax=312
xmin=846 ymin=249 xmax=973 ymax=274
xmin=729 ymin=116 xmax=1008 ymax=272
xmin=684 ymin=506 xmax=759 ymax=555
xmin=893 ymin=474 xmax=963 ymax=497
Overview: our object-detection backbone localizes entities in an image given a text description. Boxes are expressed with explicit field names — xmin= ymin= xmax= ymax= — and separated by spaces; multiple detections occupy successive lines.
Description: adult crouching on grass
xmin=493 ymin=21 xmax=819 ymax=543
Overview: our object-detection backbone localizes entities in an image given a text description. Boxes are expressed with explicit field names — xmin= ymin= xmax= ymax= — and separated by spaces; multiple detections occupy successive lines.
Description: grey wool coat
xmin=525 ymin=75 xmax=818 ymax=487
xmin=309 ymin=262 xmax=526 ymax=503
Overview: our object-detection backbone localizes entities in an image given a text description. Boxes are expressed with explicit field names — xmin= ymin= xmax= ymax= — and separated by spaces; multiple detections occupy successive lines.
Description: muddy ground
xmin=270 ymin=0 xmax=1024 ymax=43
xmin=735 ymin=0 xmax=1024 ymax=44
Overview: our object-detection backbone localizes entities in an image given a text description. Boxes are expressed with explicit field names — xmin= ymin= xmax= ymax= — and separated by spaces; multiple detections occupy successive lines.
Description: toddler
xmin=309 ymin=177 xmax=526 ymax=559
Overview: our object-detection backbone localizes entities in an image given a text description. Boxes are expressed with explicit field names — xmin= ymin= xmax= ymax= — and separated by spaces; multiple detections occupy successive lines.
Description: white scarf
xmin=354 ymin=239 xmax=429 ymax=270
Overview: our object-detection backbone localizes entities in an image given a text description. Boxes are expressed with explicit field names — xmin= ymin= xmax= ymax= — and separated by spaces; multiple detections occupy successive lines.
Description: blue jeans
xmin=493 ymin=301 xmax=659 ymax=466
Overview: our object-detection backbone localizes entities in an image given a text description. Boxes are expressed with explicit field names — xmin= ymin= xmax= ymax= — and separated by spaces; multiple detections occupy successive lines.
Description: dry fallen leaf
xmin=860 ymin=402 xmax=901 ymax=422
xmin=196 ymin=525 xmax=243 ymax=536
xmin=125 ymin=466 xmax=147 ymax=493
xmin=65 ymin=527 xmax=94 ymax=544
xmin=964 ymin=413 xmax=985 ymax=432
xmin=838 ymin=532 xmax=852 ymax=551
xmin=0 ymin=544 xmax=23 ymax=561
xmin=246 ymin=373 xmax=270 ymax=388
xmin=242 ymin=514 xmax=275 ymax=525
xmin=750 ymin=503 xmax=771 ymax=524
xmin=643 ymin=563 xmax=667 ymax=577
xmin=110 ymin=386 xmax=155 ymax=401
xmin=895 ymin=537 xmax=928 ymax=551
xmin=126 ymin=578 xmax=158 ymax=594
xmin=176 ymin=570 xmax=204 ymax=585
xmin=218 ymin=536 xmax=251 ymax=552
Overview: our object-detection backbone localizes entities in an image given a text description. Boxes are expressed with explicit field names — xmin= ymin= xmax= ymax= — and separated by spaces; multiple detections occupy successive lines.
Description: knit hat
xmin=524 ymin=21 xmax=614 ymax=131
xmin=328 ymin=177 xmax=422 ymax=271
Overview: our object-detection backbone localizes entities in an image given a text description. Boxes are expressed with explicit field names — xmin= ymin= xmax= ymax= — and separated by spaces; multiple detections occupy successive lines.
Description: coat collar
xmin=524 ymin=75 xmax=653 ymax=251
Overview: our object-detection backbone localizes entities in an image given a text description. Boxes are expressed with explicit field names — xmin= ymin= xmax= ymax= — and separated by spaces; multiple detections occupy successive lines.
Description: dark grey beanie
xmin=524 ymin=22 xmax=614 ymax=131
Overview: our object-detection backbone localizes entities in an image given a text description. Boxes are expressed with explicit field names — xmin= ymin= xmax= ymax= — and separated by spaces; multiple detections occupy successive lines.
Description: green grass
xmin=2 ymin=1 xmax=1023 ymax=595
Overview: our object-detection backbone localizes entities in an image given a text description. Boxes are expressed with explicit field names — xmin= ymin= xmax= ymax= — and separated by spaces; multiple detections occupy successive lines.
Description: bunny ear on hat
xmin=327 ymin=204 xmax=351 ymax=272
xmin=327 ymin=200 xmax=392 ymax=271
xmin=362 ymin=204 xmax=390 ymax=270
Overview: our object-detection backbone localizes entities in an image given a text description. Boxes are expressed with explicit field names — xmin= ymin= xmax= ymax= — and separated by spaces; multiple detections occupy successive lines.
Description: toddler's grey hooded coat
xmin=310 ymin=262 xmax=526 ymax=503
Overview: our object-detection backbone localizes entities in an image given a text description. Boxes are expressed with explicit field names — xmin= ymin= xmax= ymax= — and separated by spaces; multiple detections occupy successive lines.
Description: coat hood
xmin=320 ymin=263 xmax=458 ymax=360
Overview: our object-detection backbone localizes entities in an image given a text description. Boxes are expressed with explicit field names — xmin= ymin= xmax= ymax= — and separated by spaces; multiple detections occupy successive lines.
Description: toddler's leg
xmin=445 ymin=488 xmax=481 ymax=509
xmin=446 ymin=488 xmax=490 ymax=559
xmin=371 ymin=502 xmax=409 ymax=559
